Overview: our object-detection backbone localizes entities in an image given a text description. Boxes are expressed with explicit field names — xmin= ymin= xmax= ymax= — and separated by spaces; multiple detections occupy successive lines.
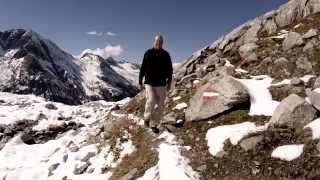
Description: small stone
xmin=164 ymin=124 xmax=177 ymax=132
xmin=240 ymin=135 xmax=263 ymax=151
xmin=48 ymin=163 xmax=60 ymax=176
xmin=81 ymin=151 xmax=96 ymax=162
xmin=290 ymin=78 xmax=303 ymax=86
xmin=197 ymin=165 xmax=207 ymax=171
xmin=214 ymin=163 xmax=219 ymax=168
xmin=302 ymin=29 xmax=318 ymax=39
xmin=45 ymin=103 xmax=58 ymax=110
xmin=274 ymin=57 xmax=289 ymax=66
xmin=63 ymin=154 xmax=68 ymax=163
xmin=110 ymin=104 xmax=120 ymax=111
xmin=73 ymin=162 xmax=90 ymax=175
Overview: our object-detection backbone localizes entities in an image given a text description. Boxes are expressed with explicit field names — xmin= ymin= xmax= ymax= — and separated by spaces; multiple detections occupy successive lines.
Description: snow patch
xmin=172 ymin=96 xmax=182 ymax=101
xmin=0 ymin=92 xmax=135 ymax=179
xmin=110 ymin=61 xmax=139 ymax=86
xmin=139 ymin=131 xmax=199 ymax=180
xmin=225 ymin=60 xmax=234 ymax=67
xmin=235 ymin=68 xmax=248 ymax=74
xmin=305 ymin=118 xmax=320 ymax=139
xmin=235 ymin=76 xmax=279 ymax=116
xmin=271 ymin=144 xmax=304 ymax=161
xmin=173 ymin=102 xmax=188 ymax=110
xmin=300 ymin=75 xmax=315 ymax=83
xmin=206 ymin=122 xmax=267 ymax=156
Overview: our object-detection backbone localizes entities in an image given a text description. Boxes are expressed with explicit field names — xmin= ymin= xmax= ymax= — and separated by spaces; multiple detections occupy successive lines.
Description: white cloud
xmin=86 ymin=31 xmax=116 ymax=37
xmin=80 ymin=45 xmax=123 ymax=59
xmin=106 ymin=31 xmax=116 ymax=36
xmin=86 ymin=31 xmax=103 ymax=36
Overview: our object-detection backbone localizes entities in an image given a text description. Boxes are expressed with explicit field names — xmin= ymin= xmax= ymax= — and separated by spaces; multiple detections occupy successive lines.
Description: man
xmin=139 ymin=35 xmax=173 ymax=133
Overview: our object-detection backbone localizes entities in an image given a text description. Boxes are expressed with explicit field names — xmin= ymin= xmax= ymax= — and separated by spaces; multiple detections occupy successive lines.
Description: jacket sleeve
xmin=166 ymin=53 xmax=173 ymax=85
xmin=139 ymin=51 xmax=147 ymax=85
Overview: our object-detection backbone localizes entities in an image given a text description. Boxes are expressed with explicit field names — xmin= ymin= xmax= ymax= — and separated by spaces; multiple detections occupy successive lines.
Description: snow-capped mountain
xmin=79 ymin=53 xmax=139 ymax=101
xmin=0 ymin=29 xmax=139 ymax=105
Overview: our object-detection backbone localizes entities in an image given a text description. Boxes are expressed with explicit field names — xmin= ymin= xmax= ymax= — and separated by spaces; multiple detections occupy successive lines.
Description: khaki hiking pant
xmin=144 ymin=84 xmax=167 ymax=127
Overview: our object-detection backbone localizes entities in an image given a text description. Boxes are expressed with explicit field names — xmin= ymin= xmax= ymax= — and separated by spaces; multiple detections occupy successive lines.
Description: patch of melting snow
xmin=193 ymin=79 xmax=200 ymax=85
xmin=206 ymin=122 xmax=267 ymax=157
xmin=271 ymin=75 xmax=316 ymax=87
xmin=203 ymin=91 xmax=220 ymax=98
xmin=138 ymin=131 xmax=199 ymax=180
xmin=0 ymin=92 xmax=135 ymax=180
xmin=305 ymin=118 xmax=320 ymax=139
xmin=235 ymin=76 xmax=279 ymax=116
xmin=300 ymin=75 xmax=315 ymax=83
xmin=173 ymin=102 xmax=188 ymax=110
xmin=172 ymin=96 xmax=182 ymax=101
xmin=235 ymin=68 xmax=248 ymax=74
xmin=225 ymin=60 xmax=234 ymax=67
xmin=271 ymin=144 xmax=304 ymax=161
xmin=269 ymin=33 xmax=288 ymax=39
xmin=0 ymin=92 xmax=119 ymax=128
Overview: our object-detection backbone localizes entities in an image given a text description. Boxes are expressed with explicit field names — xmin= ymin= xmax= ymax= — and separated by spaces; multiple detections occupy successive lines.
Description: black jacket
xmin=139 ymin=48 xmax=173 ymax=86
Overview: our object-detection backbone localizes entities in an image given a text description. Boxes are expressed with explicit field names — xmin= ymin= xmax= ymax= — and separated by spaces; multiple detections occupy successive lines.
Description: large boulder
xmin=306 ymin=89 xmax=320 ymax=111
xmin=282 ymin=32 xmax=304 ymax=51
xmin=185 ymin=75 xmax=249 ymax=121
xmin=302 ymin=29 xmax=318 ymax=39
xmin=238 ymin=43 xmax=258 ymax=59
xmin=269 ymin=94 xmax=317 ymax=126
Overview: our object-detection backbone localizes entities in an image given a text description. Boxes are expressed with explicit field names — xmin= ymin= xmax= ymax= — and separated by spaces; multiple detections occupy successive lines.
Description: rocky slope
xmin=0 ymin=29 xmax=139 ymax=105
xmin=119 ymin=0 xmax=320 ymax=179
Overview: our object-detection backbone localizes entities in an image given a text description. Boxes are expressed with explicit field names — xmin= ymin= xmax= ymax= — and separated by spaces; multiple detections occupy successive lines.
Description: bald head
xmin=153 ymin=35 xmax=164 ymax=49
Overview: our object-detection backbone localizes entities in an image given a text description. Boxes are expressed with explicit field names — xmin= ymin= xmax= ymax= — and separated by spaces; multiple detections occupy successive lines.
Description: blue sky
xmin=0 ymin=0 xmax=287 ymax=63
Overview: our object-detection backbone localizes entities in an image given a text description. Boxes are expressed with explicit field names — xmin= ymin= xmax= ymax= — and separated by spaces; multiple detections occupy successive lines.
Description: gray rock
xmin=48 ymin=163 xmax=60 ymax=176
xmin=290 ymin=78 xmax=304 ymax=86
xmin=197 ymin=165 xmax=207 ymax=172
xmin=164 ymin=124 xmax=178 ymax=132
xmin=275 ymin=0 xmax=307 ymax=27
xmin=242 ymin=21 xmax=262 ymax=44
xmin=304 ymin=0 xmax=320 ymax=18
xmin=240 ymin=135 xmax=263 ymax=151
xmin=314 ymin=77 xmax=320 ymax=89
xmin=303 ymin=39 xmax=317 ymax=52
xmin=263 ymin=18 xmax=278 ymax=35
xmin=306 ymin=89 xmax=320 ymax=111
xmin=296 ymin=56 xmax=313 ymax=73
xmin=269 ymin=94 xmax=317 ymax=126
xmin=45 ymin=103 xmax=58 ymax=110
xmin=73 ymin=162 xmax=90 ymax=175
xmin=81 ymin=151 xmax=96 ymax=162
xmin=282 ymin=32 xmax=304 ymax=51
xmin=303 ymin=29 xmax=318 ymax=39
xmin=239 ymin=43 xmax=258 ymax=59
xmin=218 ymin=24 xmax=249 ymax=50
xmin=274 ymin=57 xmax=289 ymax=66
xmin=162 ymin=112 xmax=176 ymax=124
xmin=185 ymin=75 xmax=249 ymax=121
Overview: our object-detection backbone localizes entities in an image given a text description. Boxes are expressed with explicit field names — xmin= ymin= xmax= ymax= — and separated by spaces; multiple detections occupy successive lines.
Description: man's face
xmin=153 ymin=36 xmax=163 ymax=49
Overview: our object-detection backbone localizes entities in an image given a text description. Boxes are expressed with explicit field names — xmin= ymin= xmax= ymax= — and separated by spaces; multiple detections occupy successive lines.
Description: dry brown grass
xmin=104 ymin=117 xmax=159 ymax=180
